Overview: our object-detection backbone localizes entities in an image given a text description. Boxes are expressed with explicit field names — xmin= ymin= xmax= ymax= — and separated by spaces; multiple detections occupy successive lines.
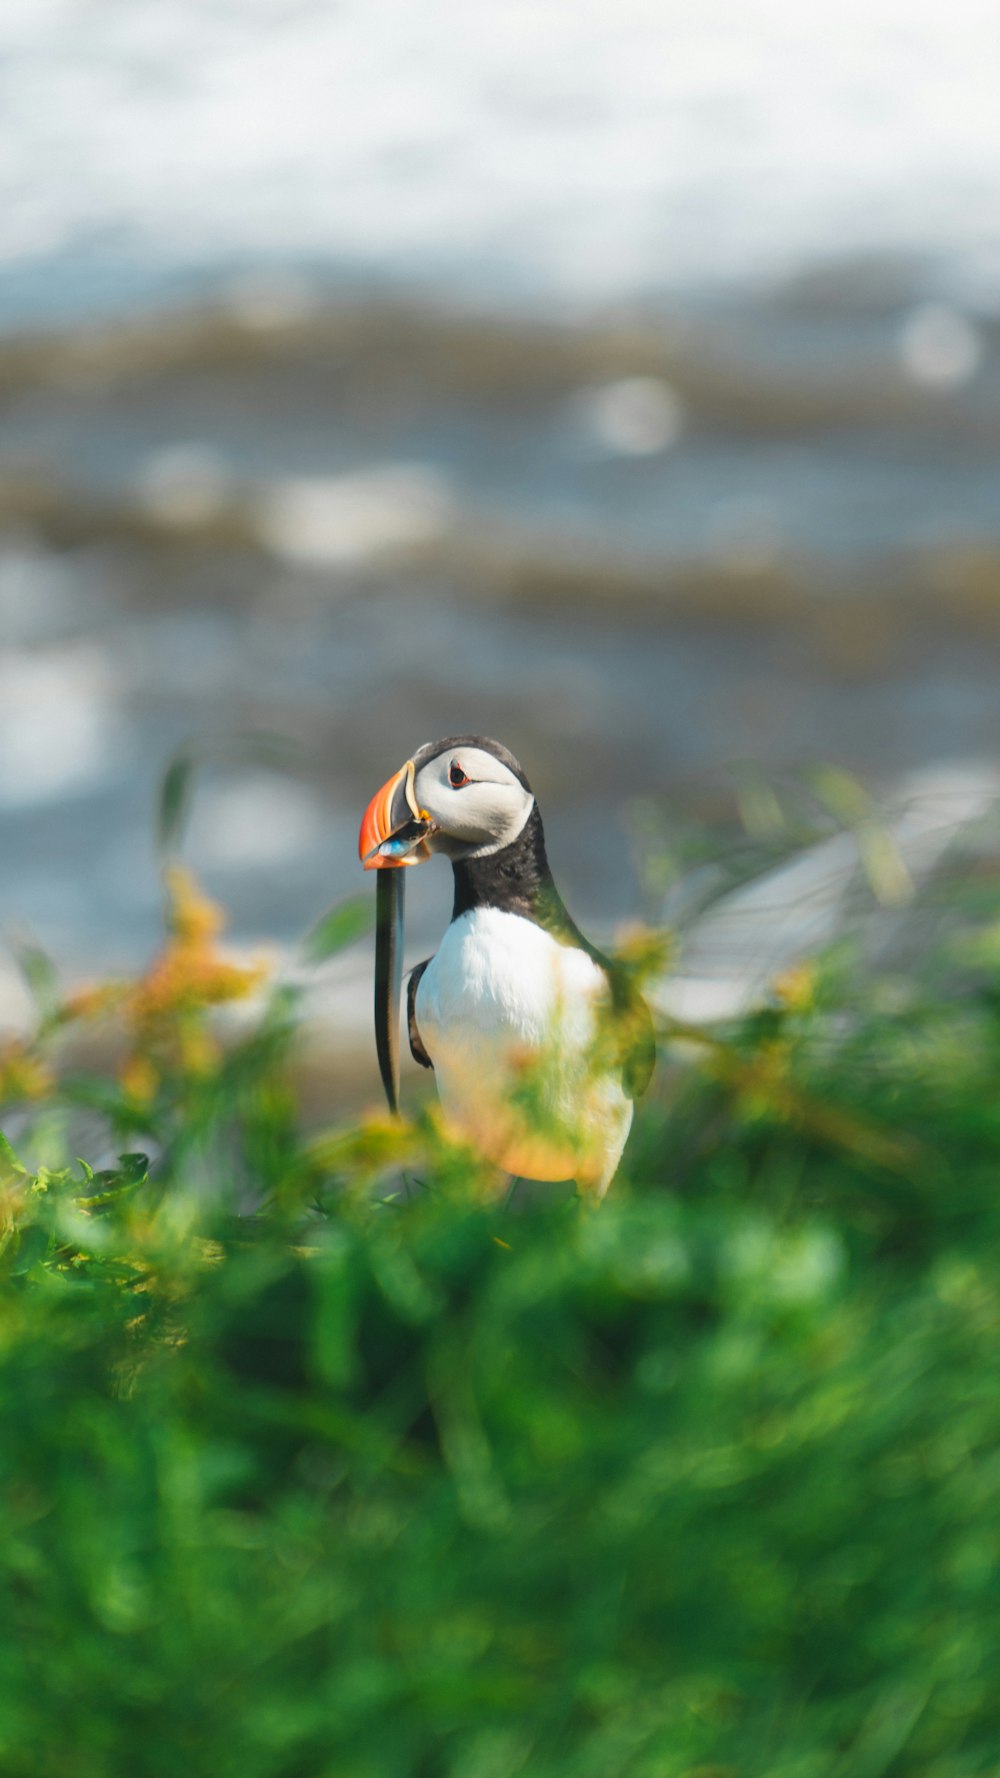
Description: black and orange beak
xmin=359 ymin=756 xmax=437 ymax=1116
xmin=359 ymin=758 xmax=435 ymax=870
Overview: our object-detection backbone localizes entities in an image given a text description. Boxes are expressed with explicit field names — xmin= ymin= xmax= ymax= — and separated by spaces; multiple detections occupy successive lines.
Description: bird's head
xmin=359 ymin=735 xmax=535 ymax=869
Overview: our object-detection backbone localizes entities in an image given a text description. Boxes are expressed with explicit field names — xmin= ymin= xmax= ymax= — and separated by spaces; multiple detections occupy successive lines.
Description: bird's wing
xmin=615 ymin=978 xmax=656 ymax=1100
xmin=407 ymin=959 xmax=434 ymax=1070
xmin=534 ymin=887 xmax=656 ymax=1101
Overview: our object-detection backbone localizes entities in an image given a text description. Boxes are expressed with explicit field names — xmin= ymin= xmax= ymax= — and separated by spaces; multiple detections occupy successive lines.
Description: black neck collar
xmin=451 ymin=804 xmax=564 ymax=928
xmin=451 ymin=803 xmax=617 ymax=982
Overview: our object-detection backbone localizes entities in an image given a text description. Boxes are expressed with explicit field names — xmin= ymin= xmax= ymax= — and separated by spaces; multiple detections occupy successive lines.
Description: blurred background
xmin=1 ymin=0 xmax=999 ymax=1049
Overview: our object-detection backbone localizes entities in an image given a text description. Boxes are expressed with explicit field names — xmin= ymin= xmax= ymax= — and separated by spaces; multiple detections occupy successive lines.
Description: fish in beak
xmin=359 ymin=758 xmax=436 ymax=868
xmin=358 ymin=759 xmax=436 ymax=1112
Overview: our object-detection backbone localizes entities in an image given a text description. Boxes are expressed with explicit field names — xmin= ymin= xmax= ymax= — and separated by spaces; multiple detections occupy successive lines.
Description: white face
xmin=413 ymin=744 xmax=535 ymax=859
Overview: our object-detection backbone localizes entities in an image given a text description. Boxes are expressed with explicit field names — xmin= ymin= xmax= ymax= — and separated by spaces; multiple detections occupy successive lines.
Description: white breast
xmin=415 ymin=907 xmax=632 ymax=1193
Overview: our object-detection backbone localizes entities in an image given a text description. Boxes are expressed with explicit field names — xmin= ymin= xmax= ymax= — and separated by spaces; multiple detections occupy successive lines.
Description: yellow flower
xmin=119 ymin=1054 xmax=159 ymax=1107
xmin=0 ymin=1043 xmax=55 ymax=1104
xmin=773 ymin=962 xmax=816 ymax=1013
xmin=62 ymin=981 xmax=127 ymax=1022
xmin=614 ymin=921 xmax=674 ymax=979
xmin=165 ymin=865 xmax=225 ymax=944
xmin=127 ymin=867 xmax=267 ymax=1034
xmin=177 ymin=1022 xmax=219 ymax=1078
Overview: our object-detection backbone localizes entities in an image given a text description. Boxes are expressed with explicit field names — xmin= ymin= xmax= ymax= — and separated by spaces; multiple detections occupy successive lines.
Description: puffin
xmin=358 ymin=735 xmax=653 ymax=1196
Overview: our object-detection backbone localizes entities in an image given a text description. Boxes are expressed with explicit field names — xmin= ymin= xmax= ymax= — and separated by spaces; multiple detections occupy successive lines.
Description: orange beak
xmin=358 ymin=758 xmax=434 ymax=869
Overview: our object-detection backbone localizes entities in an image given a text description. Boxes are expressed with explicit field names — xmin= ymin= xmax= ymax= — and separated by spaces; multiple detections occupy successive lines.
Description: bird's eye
xmin=449 ymin=760 xmax=470 ymax=788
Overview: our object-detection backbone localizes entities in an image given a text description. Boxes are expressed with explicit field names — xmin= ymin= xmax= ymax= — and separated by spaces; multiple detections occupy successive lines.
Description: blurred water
xmin=1 ymin=0 xmax=999 ymax=1001
xmin=3 ymin=0 xmax=1000 ymax=327
xmin=0 ymin=523 xmax=996 ymax=982
xmin=6 ymin=326 xmax=1000 ymax=559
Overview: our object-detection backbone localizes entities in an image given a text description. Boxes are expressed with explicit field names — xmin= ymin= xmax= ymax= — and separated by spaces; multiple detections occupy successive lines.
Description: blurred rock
xmin=257 ymin=466 xmax=455 ymax=567
xmin=898 ymin=303 xmax=984 ymax=390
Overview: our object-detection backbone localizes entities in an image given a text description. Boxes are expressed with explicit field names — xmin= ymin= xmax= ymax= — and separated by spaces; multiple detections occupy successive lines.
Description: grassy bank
xmin=2 ymin=866 xmax=1000 ymax=1776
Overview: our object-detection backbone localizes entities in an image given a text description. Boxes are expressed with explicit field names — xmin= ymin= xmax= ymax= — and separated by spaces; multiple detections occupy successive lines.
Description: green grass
xmin=2 ymin=867 xmax=1000 ymax=1777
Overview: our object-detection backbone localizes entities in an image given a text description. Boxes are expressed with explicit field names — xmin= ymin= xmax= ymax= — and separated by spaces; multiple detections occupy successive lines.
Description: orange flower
xmin=133 ymin=871 xmax=264 ymax=1022
xmin=120 ymin=867 xmax=268 ymax=1077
